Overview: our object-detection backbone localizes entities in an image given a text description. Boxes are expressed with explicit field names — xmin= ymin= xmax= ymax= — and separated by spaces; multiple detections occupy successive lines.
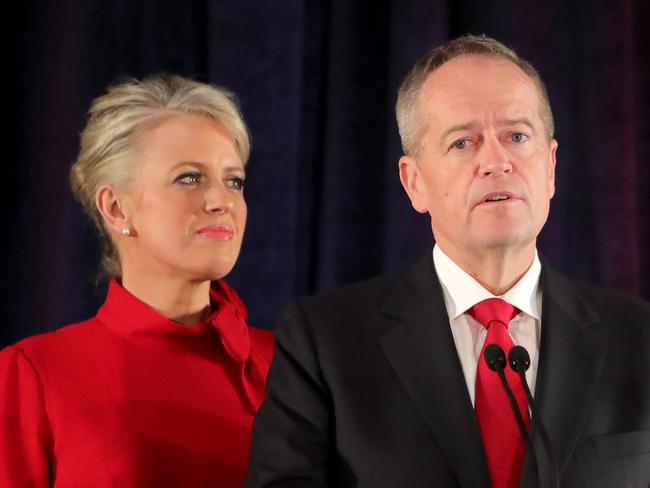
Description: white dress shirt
xmin=432 ymin=244 xmax=542 ymax=406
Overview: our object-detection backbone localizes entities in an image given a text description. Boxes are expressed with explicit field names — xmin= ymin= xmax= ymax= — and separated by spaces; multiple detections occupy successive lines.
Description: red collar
xmin=96 ymin=279 xmax=251 ymax=364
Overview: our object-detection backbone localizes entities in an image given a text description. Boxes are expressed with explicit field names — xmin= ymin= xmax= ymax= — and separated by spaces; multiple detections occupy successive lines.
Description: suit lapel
xmin=378 ymin=254 xmax=491 ymax=487
xmin=520 ymin=262 xmax=606 ymax=484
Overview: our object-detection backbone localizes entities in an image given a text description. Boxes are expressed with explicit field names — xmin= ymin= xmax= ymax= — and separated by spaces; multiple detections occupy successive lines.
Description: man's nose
xmin=204 ymin=185 xmax=234 ymax=213
xmin=477 ymin=137 xmax=513 ymax=177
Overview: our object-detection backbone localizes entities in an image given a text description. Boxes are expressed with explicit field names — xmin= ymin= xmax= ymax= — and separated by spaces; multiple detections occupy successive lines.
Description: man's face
xmin=399 ymin=55 xmax=557 ymax=263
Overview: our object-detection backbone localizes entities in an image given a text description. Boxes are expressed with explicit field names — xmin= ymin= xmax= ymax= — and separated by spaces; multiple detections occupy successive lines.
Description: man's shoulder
xmin=276 ymin=255 xmax=439 ymax=347
xmin=299 ymin=271 xmax=404 ymax=313
xmin=302 ymin=252 xmax=435 ymax=308
xmin=297 ymin=254 xmax=436 ymax=316
xmin=543 ymin=262 xmax=650 ymax=326
xmin=274 ymin=264 xmax=437 ymax=368
xmin=573 ymin=281 xmax=650 ymax=320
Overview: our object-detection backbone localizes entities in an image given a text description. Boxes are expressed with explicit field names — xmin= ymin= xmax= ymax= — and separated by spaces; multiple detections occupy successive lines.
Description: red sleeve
xmin=0 ymin=345 xmax=53 ymax=487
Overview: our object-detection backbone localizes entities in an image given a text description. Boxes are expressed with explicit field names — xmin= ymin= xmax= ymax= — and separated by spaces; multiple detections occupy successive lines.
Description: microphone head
xmin=509 ymin=345 xmax=531 ymax=373
xmin=484 ymin=344 xmax=506 ymax=371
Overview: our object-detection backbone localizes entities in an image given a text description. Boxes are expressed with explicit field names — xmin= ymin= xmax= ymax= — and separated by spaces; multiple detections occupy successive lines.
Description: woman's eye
xmin=511 ymin=132 xmax=528 ymax=143
xmin=175 ymin=172 xmax=202 ymax=185
xmin=451 ymin=139 xmax=469 ymax=150
xmin=227 ymin=177 xmax=245 ymax=191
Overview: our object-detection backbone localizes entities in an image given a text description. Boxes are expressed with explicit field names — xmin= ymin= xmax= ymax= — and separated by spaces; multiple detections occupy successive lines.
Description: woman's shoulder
xmin=1 ymin=316 xmax=104 ymax=367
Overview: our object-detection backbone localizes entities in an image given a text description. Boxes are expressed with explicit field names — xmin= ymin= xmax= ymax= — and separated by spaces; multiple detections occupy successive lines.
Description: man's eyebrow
xmin=439 ymin=122 xmax=479 ymax=145
xmin=502 ymin=118 xmax=537 ymax=135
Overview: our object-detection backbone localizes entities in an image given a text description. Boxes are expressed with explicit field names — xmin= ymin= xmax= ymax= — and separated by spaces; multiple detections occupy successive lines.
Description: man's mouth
xmin=479 ymin=192 xmax=518 ymax=204
xmin=485 ymin=194 xmax=509 ymax=202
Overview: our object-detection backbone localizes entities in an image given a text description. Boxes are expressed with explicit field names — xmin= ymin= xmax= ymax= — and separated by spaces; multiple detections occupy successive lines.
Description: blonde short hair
xmin=396 ymin=34 xmax=554 ymax=156
xmin=70 ymin=74 xmax=250 ymax=277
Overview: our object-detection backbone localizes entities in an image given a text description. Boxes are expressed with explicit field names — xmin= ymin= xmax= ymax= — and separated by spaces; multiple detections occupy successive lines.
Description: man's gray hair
xmin=396 ymin=34 xmax=554 ymax=156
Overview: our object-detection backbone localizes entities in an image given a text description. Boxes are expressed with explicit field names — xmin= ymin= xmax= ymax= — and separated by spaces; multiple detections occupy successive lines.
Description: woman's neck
xmin=120 ymin=271 xmax=213 ymax=326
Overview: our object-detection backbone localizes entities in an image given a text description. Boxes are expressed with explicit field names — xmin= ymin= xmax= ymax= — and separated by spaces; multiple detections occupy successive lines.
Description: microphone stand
xmin=509 ymin=346 xmax=559 ymax=488
xmin=484 ymin=344 xmax=540 ymax=486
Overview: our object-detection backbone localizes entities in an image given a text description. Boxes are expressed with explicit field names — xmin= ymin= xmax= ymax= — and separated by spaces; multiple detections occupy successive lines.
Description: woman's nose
xmin=203 ymin=186 xmax=234 ymax=213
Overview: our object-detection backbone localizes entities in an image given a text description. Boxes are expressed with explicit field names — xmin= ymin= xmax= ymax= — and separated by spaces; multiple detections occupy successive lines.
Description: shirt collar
xmin=432 ymin=244 xmax=541 ymax=320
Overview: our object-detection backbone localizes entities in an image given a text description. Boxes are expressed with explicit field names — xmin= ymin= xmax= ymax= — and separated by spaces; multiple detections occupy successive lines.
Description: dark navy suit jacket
xmin=246 ymin=254 xmax=650 ymax=487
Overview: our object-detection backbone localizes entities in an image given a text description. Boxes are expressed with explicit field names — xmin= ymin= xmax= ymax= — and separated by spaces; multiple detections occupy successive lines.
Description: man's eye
xmin=227 ymin=177 xmax=245 ymax=191
xmin=451 ymin=139 xmax=469 ymax=150
xmin=511 ymin=132 xmax=528 ymax=143
xmin=175 ymin=172 xmax=202 ymax=185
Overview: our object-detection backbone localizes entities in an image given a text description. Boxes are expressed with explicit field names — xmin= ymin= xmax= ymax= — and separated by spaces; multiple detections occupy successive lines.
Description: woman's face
xmin=120 ymin=113 xmax=247 ymax=282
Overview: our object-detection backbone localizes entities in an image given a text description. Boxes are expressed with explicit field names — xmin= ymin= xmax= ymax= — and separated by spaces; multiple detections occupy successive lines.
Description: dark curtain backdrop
xmin=2 ymin=0 xmax=649 ymax=347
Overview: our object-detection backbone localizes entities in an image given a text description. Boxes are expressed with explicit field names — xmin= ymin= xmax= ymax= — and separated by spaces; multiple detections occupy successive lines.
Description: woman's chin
xmin=195 ymin=260 xmax=238 ymax=282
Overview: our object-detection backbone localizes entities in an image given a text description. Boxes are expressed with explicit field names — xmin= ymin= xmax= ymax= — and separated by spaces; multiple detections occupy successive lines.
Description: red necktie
xmin=470 ymin=298 xmax=530 ymax=488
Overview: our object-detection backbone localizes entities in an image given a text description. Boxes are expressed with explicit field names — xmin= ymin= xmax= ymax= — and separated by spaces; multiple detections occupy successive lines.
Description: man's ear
xmin=95 ymin=184 xmax=131 ymax=235
xmin=548 ymin=138 xmax=558 ymax=199
xmin=399 ymin=155 xmax=429 ymax=214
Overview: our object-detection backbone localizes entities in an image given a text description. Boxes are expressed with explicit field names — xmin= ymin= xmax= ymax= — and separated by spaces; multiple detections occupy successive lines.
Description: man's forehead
xmin=418 ymin=55 xmax=542 ymax=125
xmin=421 ymin=55 xmax=535 ymax=98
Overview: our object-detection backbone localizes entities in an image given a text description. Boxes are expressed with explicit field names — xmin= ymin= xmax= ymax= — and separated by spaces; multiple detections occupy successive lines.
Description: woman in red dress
xmin=0 ymin=75 xmax=273 ymax=487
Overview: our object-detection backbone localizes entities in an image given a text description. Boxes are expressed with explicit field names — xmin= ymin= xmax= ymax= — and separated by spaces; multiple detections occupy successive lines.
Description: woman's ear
xmin=95 ymin=184 xmax=131 ymax=236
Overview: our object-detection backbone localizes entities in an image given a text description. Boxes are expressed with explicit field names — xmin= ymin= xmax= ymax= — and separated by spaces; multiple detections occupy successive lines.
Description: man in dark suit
xmin=245 ymin=35 xmax=650 ymax=487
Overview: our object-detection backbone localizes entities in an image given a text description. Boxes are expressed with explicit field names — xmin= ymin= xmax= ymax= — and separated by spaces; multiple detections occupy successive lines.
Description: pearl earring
xmin=121 ymin=228 xmax=131 ymax=237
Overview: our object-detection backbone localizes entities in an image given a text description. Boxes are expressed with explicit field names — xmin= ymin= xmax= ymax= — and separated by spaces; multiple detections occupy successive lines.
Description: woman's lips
xmin=196 ymin=225 xmax=234 ymax=240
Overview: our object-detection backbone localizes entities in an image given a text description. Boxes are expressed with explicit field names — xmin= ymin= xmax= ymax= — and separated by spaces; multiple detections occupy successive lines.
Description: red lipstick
xmin=196 ymin=225 xmax=234 ymax=240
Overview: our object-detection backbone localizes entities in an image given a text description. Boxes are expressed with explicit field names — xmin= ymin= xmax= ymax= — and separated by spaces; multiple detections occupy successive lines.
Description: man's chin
xmin=471 ymin=229 xmax=533 ymax=253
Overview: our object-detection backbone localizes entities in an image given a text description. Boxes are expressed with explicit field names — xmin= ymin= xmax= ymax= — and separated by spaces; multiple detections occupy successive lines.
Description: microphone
xmin=484 ymin=344 xmax=539 ymax=485
xmin=484 ymin=343 xmax=507 ymax=370
xmin=509 ymin=346 xmax=559 ymax=488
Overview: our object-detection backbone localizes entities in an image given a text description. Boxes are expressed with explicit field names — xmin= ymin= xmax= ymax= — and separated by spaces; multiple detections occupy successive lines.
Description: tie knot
xmin=469 ymin=298 xmax=519 ymax=330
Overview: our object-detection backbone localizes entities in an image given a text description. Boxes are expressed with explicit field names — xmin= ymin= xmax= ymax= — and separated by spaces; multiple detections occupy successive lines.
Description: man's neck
xmin=438 ymin=243 xmax=537 ymax=296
